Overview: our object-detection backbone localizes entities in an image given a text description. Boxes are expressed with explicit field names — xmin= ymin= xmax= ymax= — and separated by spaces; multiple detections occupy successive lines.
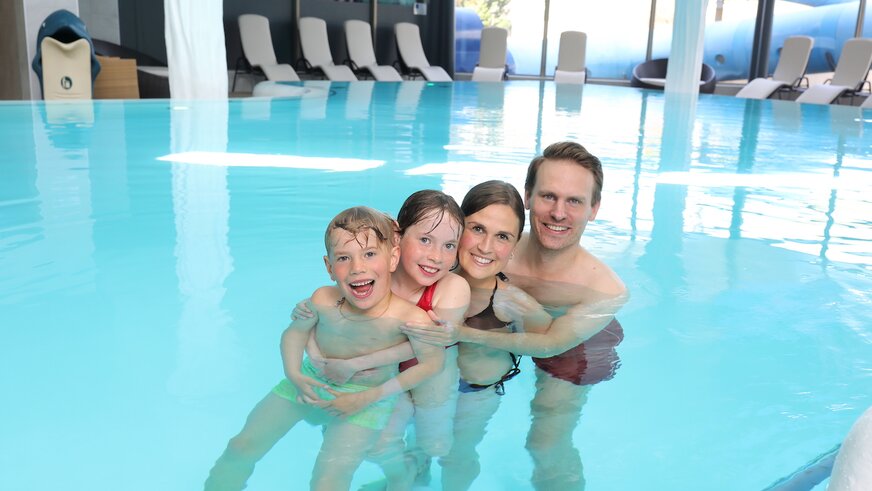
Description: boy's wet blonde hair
xmin=324 ymin=206 xmax=397 ymax=255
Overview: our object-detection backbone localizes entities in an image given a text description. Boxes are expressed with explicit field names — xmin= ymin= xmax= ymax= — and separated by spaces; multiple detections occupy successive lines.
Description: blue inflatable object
xmin=31 ymin=9 xmax=101 ymax=91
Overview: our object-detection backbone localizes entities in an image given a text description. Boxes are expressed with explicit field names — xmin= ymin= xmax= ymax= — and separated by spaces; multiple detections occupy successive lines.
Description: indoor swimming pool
xmin=1 ymin=81 xmax=870 ymax=490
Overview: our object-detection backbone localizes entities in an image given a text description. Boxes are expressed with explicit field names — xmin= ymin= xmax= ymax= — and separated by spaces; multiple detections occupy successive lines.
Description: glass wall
xmin=455 ymin=0 xmax=869 ymax=83
xmin=455 ymin=0 xmax=545 ymax=75
xmin=545 ymin=0 xmax=651 ymax=80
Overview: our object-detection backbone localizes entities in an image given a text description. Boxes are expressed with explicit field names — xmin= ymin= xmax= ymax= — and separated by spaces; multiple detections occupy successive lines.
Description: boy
xmin=205 ymin=206 xmax=444 ymax=491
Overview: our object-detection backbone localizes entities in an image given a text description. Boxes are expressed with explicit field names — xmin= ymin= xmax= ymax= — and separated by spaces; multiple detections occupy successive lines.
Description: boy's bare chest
xmin=315 ymin=308 xmax=407 ymax=358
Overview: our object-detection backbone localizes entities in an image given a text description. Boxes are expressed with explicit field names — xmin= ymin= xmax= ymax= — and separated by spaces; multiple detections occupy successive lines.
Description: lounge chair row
xmin=737 ymin=36 xmax=872 ymax=106
xmin=469 ymin=28 xmax=587 ymax=84
xmin=233 ymin=14 xmax=451 ymax=90
xmin=236 ymin=14 xmax=590 ymax=89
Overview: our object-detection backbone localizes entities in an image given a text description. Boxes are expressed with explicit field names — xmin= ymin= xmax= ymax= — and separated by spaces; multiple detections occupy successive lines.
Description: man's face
xmin=525 ymin=159 xmax=600 ymax=252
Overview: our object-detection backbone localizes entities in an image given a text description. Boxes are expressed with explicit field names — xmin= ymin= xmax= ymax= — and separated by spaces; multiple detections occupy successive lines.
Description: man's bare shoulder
xmin=579 ymin=249 xmax=627 ymax=296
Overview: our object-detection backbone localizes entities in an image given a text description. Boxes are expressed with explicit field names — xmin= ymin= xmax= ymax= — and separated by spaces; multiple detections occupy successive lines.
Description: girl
xmin=296 ymin=190 xmax=469 ymax=489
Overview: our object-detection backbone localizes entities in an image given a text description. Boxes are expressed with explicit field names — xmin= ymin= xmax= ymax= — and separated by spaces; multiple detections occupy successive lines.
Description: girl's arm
xmin=322 ymin=312 xmax=446 ymax=416
xmin=313 ymin=275 xmax=471 ymax=383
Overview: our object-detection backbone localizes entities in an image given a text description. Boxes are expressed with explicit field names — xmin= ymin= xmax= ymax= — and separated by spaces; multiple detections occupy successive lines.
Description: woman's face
xmin=458 ymin=204 xmax=520 ymax=281
xmin=398 ymin=211 xmax=461 ymax=287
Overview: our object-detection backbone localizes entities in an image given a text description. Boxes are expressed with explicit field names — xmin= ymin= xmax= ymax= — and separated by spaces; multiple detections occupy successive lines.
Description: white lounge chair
xmin=298 ymin=17 xmax=357 ymax=82
xmin=472 ymin=27 xmax=508 ymax=82
xmin=394 ymin=22 xmax=452 ymax=82
xmin=554 ymin=31 xmax=587 ymax=84
xmin=796 ymin=38 xmax=872 ymax=105
xmin=344 ymin=20 xmax=402 ymax=81
xmin=736 ymin=35 xmax=813 ymax=99
xmin=234 ymin=14 xmax=300 ymax=92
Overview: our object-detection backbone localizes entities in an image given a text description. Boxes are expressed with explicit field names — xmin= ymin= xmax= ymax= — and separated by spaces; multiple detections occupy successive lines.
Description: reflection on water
xmin=0 ymin=82 xmax=870 ymax=491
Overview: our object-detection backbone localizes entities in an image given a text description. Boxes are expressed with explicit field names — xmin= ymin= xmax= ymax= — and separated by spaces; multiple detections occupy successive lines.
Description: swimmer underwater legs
xmin=525 ymin=369 xmax=591 ymax=491
xmin=438 ymin=386 xmax=502 ymax=491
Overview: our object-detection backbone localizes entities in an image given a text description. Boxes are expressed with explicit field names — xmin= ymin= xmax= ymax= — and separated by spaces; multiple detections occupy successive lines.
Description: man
xmin=504 ymin=141 xmax=627 ymax=490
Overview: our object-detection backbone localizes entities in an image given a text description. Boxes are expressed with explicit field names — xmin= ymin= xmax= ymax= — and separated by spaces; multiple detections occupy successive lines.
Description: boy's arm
xmin=281 ymin=294 xmax=328 ymax=403
xmin=459 ymin=291 xmax=628 ymax=358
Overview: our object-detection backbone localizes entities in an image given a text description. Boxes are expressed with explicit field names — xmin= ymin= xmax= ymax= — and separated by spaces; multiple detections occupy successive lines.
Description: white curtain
xmin=164 ymin=0 xmax=228 ymax=99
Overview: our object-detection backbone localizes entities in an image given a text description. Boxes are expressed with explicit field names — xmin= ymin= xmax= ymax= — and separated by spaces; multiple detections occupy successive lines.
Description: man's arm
xmin=460 ymin=291 xmax=628 ymax=358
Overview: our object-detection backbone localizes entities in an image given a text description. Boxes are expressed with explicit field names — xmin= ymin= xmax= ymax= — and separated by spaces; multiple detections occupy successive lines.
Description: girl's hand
xmin=400 ymin=310 xmax=459 ymax=346
xmin=319 ymin=388 xmax=378 ymax=417
xmin=321 ymin=358 xmax=359 ymax=385
xmin=291 ymin=298 xmax=315 ymax=321
xmin=287 ymin=372 xmax=328 ymax=405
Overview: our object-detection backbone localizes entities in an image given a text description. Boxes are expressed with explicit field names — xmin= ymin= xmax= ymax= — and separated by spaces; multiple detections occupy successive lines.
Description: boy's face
xmin=324 ymin=228 xmax=399 ymax=312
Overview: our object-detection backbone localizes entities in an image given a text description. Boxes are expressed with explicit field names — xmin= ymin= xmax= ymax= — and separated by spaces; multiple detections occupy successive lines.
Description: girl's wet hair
xmin=324 ymin=206 xmax=396 ymax=254
xmin=460 ymin=180 xmax=525 ymax=236
xmin=396 ymin=190 xmax=464 ymax=237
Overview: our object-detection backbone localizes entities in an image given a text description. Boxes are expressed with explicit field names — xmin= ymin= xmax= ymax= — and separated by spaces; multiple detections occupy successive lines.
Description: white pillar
xmin=665 ymin=0 xmax=710 ymax=95
xmin=164 ymin=0 xmax=227 ymax=99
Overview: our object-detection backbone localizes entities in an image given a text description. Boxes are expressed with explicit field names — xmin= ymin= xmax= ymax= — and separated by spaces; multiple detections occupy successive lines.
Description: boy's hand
xmin=291 ymin=298 xmax=315 ymax=321
xmin=287 ymin=372 xmax=327 ymax=404
xmin=399 ymin=310 xmax=459 ymax=346
xmin=320 ymin=388 xmax=378 ymax=417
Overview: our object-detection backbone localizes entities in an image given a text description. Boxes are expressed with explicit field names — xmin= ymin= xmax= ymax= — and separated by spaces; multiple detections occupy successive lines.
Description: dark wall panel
xmin=118 ymin=0 xmax=453 ymax=76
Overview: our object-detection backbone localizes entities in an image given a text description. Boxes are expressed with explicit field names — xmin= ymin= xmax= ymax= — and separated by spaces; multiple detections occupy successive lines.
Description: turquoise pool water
xmin=1 ymin=82 xmax=870 ymax=490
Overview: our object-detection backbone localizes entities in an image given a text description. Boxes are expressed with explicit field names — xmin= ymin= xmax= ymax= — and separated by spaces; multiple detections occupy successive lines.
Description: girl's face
xmin=398 ymin=211 xmax=461 ymax=287
xmin=458 ymin=204 xmax=520 ymax=282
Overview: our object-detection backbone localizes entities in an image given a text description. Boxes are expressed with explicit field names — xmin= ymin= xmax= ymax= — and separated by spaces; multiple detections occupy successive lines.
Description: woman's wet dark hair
xmin=460 ymin=180 xmax=525 ymax=237
xmin=396 ymin=190 xmax=464 ymax=237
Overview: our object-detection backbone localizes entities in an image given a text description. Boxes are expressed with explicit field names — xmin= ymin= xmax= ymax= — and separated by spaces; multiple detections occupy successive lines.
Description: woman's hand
xmin=492 ymin=285 xmax=548 ymax=329
xmin=400 ymin=310 xmax=459 ymax=346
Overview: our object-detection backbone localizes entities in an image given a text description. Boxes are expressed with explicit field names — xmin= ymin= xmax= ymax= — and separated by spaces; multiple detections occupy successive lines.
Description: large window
xmin=455 ymin=0 xmax=870 ymax=83
xmin=545 ymin=0 xmax=651 ymax=80
xmin=455 ymin=0 xmax=545 ymax=76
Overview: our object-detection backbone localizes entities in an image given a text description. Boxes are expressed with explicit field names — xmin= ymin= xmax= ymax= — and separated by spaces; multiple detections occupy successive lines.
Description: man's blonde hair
xmin=324 ymin=206 xmax=396 ymax=255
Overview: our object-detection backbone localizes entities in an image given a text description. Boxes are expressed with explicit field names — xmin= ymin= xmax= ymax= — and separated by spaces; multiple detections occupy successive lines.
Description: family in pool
xmin=204 ymin=141 xmax=629 ymax=491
